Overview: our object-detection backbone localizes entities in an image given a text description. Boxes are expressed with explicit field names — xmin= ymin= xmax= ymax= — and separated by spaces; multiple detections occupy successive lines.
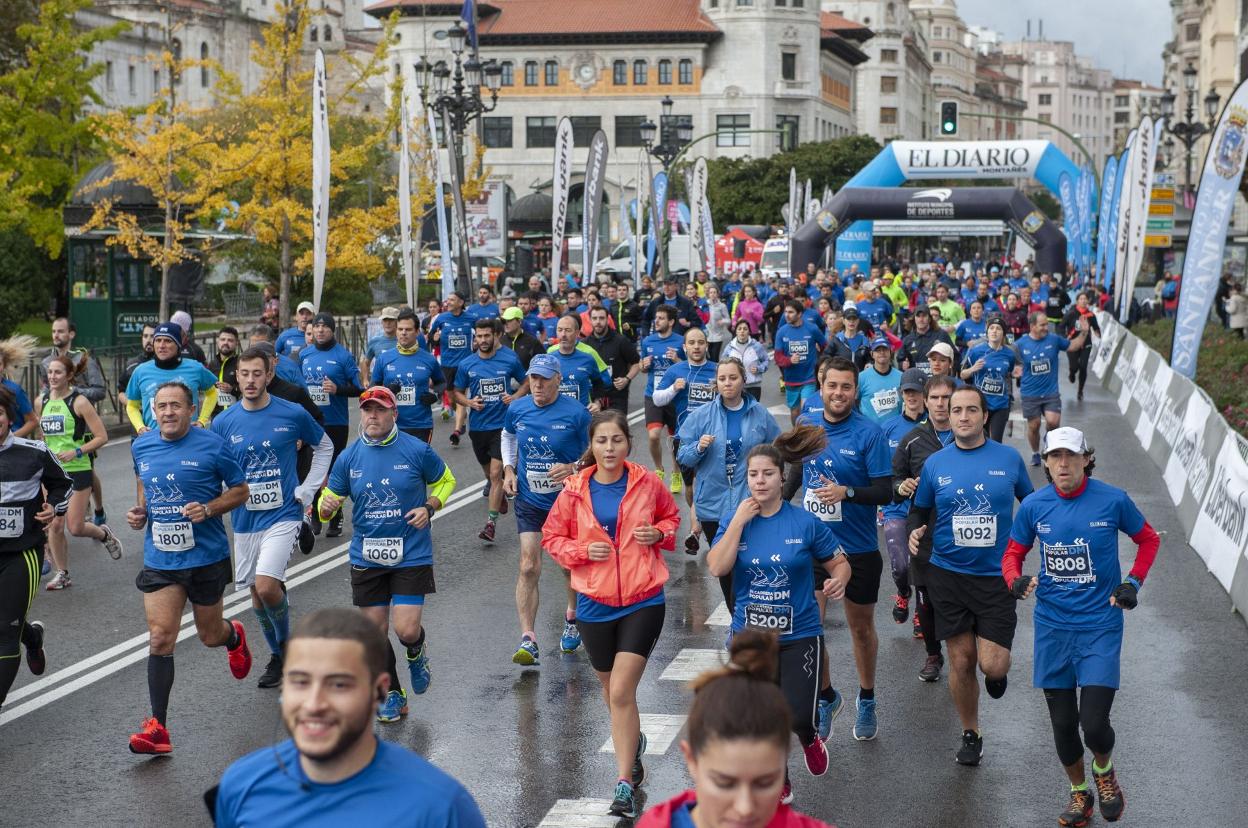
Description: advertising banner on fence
xmin=1161 ymin=387 xmax=1222 ymax=536
xmin=1191 ymin=431 xmax=1248 ymax=591
xmin=1090 ymin=311 xmax=1124 ymax=380
xmin=1108 ymin=329 xmax=1137 ymax=399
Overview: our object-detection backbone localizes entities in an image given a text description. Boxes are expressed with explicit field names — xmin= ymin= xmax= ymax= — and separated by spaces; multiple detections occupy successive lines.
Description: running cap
xmin=170 ymin=310 xmax=193 ymax=331
xmin=1042 ymin=427 xmax=1089 ymax=456
xmin=870 ymin=335 xmax=891 ymax=351
xmin=359 ymin=386 xmax=397 ymax=409
xmin=153 ymin=322 xmax=182 ymax=343
xmin=379 ymin=306 xmax=400 ymax=320
xmin=501 ymin=307 xmax=524 ymax=321
xmin=296 ymin=301 xmax=317 ymax=314
xmin=927 ymin=342 xmax=955 ymax=360
xmin=527 ymin=353 xmax=561 ymax=378
xmin=899 ymin=368 xmax=927 ymax=392
xmin=842 ymin=306 xmax=860 ymax=319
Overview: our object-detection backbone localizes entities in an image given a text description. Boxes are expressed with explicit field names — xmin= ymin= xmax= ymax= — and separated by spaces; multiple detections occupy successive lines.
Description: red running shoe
xmin=802 ymin=735 xmax=829 ymax=776
xmin=912 ymin=612 xmax=924 ymax=640
xmin=227 ymin=620 xmax=252 ymax=679
xmin=478 ymin=520 xmax=496 ymax=542
xmin=892 ymin=593 xmax=909 ymax=624
xmin=129 ymin=717 xmax=172 ymax=755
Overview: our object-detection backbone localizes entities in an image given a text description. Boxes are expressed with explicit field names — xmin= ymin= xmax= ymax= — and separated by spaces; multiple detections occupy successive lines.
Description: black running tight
xmin=1067 ymin=348 xmax=1091 ymax=395
xmin=1044 ymin=686 xmax=1117 ymax=767
xmin=778 ymin=636 xmax=822 ymax=746
xmin=915 ymin=586 xmax=940 ymax=658
xmin=986 ymin=407 xmax=1010 ymax=443
xmin=0 ymin=549 xmax=42 ymax=707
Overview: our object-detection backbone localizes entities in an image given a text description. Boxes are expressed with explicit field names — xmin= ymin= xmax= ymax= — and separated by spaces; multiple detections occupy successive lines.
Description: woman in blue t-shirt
xmin=961 ymin=316 xmax=1019 ymax=443
xmin=707 ymin=431 xmax=850 ymax=807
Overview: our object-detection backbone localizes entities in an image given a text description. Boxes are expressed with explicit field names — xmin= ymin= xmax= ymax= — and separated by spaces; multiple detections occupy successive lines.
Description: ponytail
xmin=687 ymin=630 xmax=791 ymax=755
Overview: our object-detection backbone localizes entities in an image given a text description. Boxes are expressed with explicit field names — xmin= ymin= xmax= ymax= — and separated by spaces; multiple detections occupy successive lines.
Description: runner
xmin=543 ymin=410 xmax=680 ymax=818
xmin=452 ymin=317 xmax=527 ymax=543
xmin=317 ymin=386 xmax=456 ymax=722
xmin=124 ymin=322 xmax=218 ymax=433
xmin=429 ymin=291 xmax=475 ymax=444
xmin=36 ymin=355 xmax=123 ymax=590
xmin=722 ymin=320 xmax=770 ymax=400
xmin=208 ymin=326 xmax=240 ymax=416
xmin=212 ymin=608 xmax=486 ymax=827
xmin=962 ymin=317 xmax=1018 ymax=443
xmin=500 ymin=306 xmax=544 ymax=370
xmin=640 ymin=305 xmax=686 ymax=489
xmin=247 ymin=324 xmax=305 ymax=385
xmin=371 ymin=309 xmax=443 ymax=443
xmin=117 ymin=323 xmax=156 ymax=408
xmin=359 ymin=306 xmax=400 ymax=382
xmin=708 ymin=431 xmax=850 ymax=806
xmin=797 ymin=358 xmax=894 ymax=742
xmin=0 ymin=386 xmax=72 ymax=713
xmin=677 ymin=357 xmax=781 ymax=604
xmin=501 ymin=354 xmax=591 ymax=665
xmin=925 ymin=341 xmax=959 ymax=384
xmin=583 ymin=306 xmax=640 ymax=415
xmin=857 ymin=336 xmax=902 ymax=424
xmin=125 ymin=382 xmax=253 ymax=754
xmin=774 ymin=301 xmax=827 ymax=424
xmin=212 ymin=347 xmax=333 ymax=689
xmin=906 ymin=385 xmax=1034 ymax=766
xmin=301 ymin=312 xmax=363 ymax=538
xmin=878 ymin=368 xmax=927 ymax=632
xmin=1016 ymin=312 xmax=1089 ymax=467
xmin=898 ymin=305 xmax=955 ymax=375
xmin=653 ymin=327 xmax=717 ymax=515
xmin=465 ymin=285 xmax=500 ymax=321
xmin=276 ymin=301 xmax=316 ymax=359
xmin=1062 ymin=293 xmax=1101 ymax=401
xmin=546 ymin=315 xmax=610 ymax=410
xmin=827 ymin=307 xmax=869 ymax=372
xmin=1003 ymin=427 xmax=1159 ymax=826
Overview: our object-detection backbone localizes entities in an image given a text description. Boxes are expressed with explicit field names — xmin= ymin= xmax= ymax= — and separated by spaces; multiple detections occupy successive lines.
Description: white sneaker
xmin=46 ymin=570 xmax=71 ymax=591
xmin=100 ymin=525 xmax=124 ymax=560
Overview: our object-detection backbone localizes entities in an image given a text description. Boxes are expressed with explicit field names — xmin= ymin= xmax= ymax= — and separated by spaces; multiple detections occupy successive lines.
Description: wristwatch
xmin=845 ymin=486 xmax=856 ymax=501
xmin=204 ymin=503 xmax=213 ymax=518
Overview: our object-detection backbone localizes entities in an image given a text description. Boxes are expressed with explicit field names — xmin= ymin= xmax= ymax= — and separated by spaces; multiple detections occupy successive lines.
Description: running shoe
xmin=512 ymin=635 xmax=539 ymax=665
xmin=478 ymin=520 xmax=496 ymax=543
xmin=655 ymin=470 xmax=666 ymax=486
xmin=607 ymin=780 xmax=637 ymax=818
xmin=100 ymin=525 xmax=124 ymax=560
xmin=298 ymin=519 xmax=315 ymax=555
xmin=1031 ymin=451 xmax=1042 ymax=467
xmin=684 ymin=532 xmax=700 ymax=554
xmin=377 ymin=689 xmax=409 ymax=722
xmin=670 ymin=473 xmax=682 ymax=495
xmin=912 ymin=613 xmax=923 ymax=639
xmin=449 ymin=429 xmax=462 ymax=447
xmin=257 ymin=654 xmax=283 ymax=689
xmin=1093 ymin=765 xmax=1125 ymax=822
xmin=482 ymin=480 xmax=491 ymax=499
xmin=852 ymin=695 xmax=878 ymax=741
xmin=1058 ymin=787 xmax=1095 ymax=827
xmin=984 ymin=674 xmax=1008 ymax=699
xmin=128 ymin=717 xmax=172 ymax=755
xmin=559 ymin=620 xmax=581 ymax=653
xmin=955 ymin=729 xmax=983 ymax=766
xmin=45 ymin=570 xmax=71 ymax=591
xmin=499 ymin=496 xmax=509 ymax=516
xmin=441 ymin=408 xmax=451 ymax=421
xmin=24 ymin=620 xmax=45 ymax=676
xmin=407 ymin=643 xmax=431 ymax=694
xmin=801 ymin=735 xmax=829 ymax=776
xmin=918 ymin=654 xmax=944 ymax=683
xmin=631 ymin=731 xmax=648 ymax=787
xmin=92 ymin=510 xmax=107 ymax=527
xmin=326 ymin=519 xmax=343 ymax=538
xmin=891 ymin=593 xmax=909 ymax=623
xmin=780 ymin=779 xmax=794 ymax=805
xmin=817 ymin=688 xmax=843 ymax=741
xmin=226 ymin=620 xmax=252 ymax=680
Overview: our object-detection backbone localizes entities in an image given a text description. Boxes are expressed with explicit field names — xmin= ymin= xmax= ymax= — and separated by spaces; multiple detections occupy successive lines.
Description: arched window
xmin=678 ymin=59 xmax=693 ymax=84
xmin=310 ymin=26 xmax=318 ymax=42
xmin=544 ymin=60 xmax=558 ymax=85
xmin=524 ymin=60 xmax=538 ymax=86
xmin=323 ymin=25 xmax=332 ymax=41
xmin=658 ymin=59 xmax=672 ymax=84
xmin=199 ymin=42 xmax=209 ymax=87
xmin=500 ymin=61 xmax=514 ymax=86
xmin=633 ymin=59 xmax=647 ymax=85
xmin=613 ymin=60 xmax=627 ymax=85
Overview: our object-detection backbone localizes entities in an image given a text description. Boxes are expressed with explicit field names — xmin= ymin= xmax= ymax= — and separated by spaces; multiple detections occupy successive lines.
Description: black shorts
xmin=350 ymin=564 xmax=436 ymax=608
xmin=925 ymin=562 xmax=1017 ymax=649
xmin=814 ymin=550 xmax=882 ymax=604
xmin=135 ymin=559 xmax=232 ymax=606
xmin=644 ymin=397 xmax=677 ymax=435
xmin=401 ymin=427 xmax=432 ymax=443
xmin=469 ymin=428 xmax=502 ymax=466
xmin=441 ymin=365 xmax=458 ymax=389
xmin=68 ymin=469 xmax=94 ymax=491
xmin=577 ymin=602 xmax=666 ymax=672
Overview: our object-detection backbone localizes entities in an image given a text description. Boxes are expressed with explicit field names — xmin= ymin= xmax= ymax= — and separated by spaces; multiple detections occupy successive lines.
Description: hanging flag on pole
xmin=311 ymin=49 xmax=330 ymax=311
xmin=426 ymin=108 xmax=455 ymax=299
xmin=460 ymin=0 xmax=478 ymax=50
xmin=1120 ymin=115 xmax=1157 ymax=321
xmin=646 ymin=151 xmax=664 ymax=276
xmin=442 ymin=111 xmax=472 ymax=290
xmin=633 ymin=151 xmax=644 ymax=288
xmin=551 ymin=117 xmax=573 ymax=279
xmin=1105 ymin=130 xmax=1134 ymax=292
xmin=398 ymin=92 xmax=415 ymax=308
xmin=582 ymin=130 xmax=609 ymax=280
xmin=1094 ymin=155 xmax=1117 ymax=287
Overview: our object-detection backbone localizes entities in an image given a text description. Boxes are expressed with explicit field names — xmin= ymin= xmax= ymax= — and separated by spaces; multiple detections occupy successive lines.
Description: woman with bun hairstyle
xmin=543 ymin=409 xmax=682 ymax=819
xmin=706 ymin=428 xmax=850 ymax=806
xmin=638 ymin=631 xmax=837 ymax=827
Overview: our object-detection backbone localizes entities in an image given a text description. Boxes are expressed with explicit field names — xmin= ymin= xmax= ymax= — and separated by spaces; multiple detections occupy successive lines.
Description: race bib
xmin=652 ymin=366 xmax=667 ymax=386
xmin=871 ymin=387 xmax=898 ymax=415
xmin=361 ymin=537 xmax=403 ymax=567
xmin=952 ymin=514 xmax=997 ymax=547
xmin=789 ymin=341 xmax=809 ymax=363
xmin=1043 ymin=540 xmax=1095 ymax=584
xmin=1029 ymin=359 xmax=1051 ymax=375
xmin=526 ymin=469 xmax=562 ymax=494
xmin=688 ymin=383 xmax=715 ymax=406
xmin=745 ymin=602 xmax=793 ymax=634
xmin=396 ymin=386 xmax=416 ymax=406
xmin=217 ymin=391 xmax=236 ymax=409
xmin=558 ymin=381 xmax=580 ymax=400
xmin=479 ymin=377 xmax=505 ymax=402
xmin=39 ymin=415 xmax=65 ymax=436
xmin=980 ymin=375 xmax=1005 ymax=396
xmin=245 ymin=478 xmax=283 ymax=511
xmin=152 ymin=520 xmax=193 ymax=552
xmin=308 ymin=385 xmax=329 ymax=406
xmin=447 ymin=333 xmax=469 ymax=350
xmin=0 ymin=506 xmax=23 ymax=538
xmin=802 ymin=487 xmax=842 ymax=522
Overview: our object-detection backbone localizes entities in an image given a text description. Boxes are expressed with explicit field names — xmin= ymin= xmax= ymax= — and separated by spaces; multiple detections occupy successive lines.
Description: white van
xmin=759 ymin=237 xmax=789 ymax=280
xmin=594 ymin=235 xmax=696 ymax=278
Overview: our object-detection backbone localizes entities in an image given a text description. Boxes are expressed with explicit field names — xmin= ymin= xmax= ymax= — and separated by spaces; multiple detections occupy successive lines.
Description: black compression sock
xmin=386 ymin=645 xmax=403 ymax=694
xmin=0 ymin=657 xmax=18 ymax=706
xmin=402 ymin=629 xmax=426 ymax=658
xmin=818 ymin=687 xmax=836 ymax=703
xmin=147 ymin=654 xmax=175 ymax=725
xmin=859 ymin=687 xmax=875 ymax=701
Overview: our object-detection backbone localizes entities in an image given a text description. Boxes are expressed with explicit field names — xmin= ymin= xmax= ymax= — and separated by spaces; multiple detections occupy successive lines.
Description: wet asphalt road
xmin=1 ymin=368 xmax=1245 ymax=828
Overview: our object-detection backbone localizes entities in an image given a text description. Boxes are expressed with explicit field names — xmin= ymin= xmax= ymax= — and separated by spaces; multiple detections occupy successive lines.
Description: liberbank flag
xmin=1172 ymin=78 xmax=1248 ymax=378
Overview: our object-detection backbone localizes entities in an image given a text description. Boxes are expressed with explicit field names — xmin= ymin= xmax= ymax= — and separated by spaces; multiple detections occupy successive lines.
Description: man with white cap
xmin=360 ymin=306 xmax=400 ymax=383
xmin=276 ymin=301 xmax=317 ymax=360
xmin=170 ymin=310 xmax=208 ymax=365
xmin=1003 ymin=427 xmax=1160 ymax=827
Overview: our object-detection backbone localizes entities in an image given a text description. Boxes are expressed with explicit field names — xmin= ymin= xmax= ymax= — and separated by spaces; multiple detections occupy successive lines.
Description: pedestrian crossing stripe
xmin=659 ymin=648 xmax=727 ymax=681
xmin=704 ymin=602 xmax=730 ymax=627
xmin=598 ymin=713 xmax=687 ymax=755
xmin=537 ymin=799 xmax=622 ymax=827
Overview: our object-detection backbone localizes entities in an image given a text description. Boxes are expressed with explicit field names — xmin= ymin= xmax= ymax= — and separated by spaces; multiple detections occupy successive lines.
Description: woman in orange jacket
xmin=543 ymin=409 xmax=681 ymax=819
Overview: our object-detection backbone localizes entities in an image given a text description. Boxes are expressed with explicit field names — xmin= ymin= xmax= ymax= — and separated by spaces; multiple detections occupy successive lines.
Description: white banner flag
xmin=398 ymin=91 xmax=414 ymax=308
xmin=551 ymin=118 xmax=574 ymax=277
xmin=311 ymin=49 xmax=330 ymax=311
xmin=426 ymin=107 xmax=455 ymax=298
xmin=1120 ymin=115 xmax=1157 ymax=321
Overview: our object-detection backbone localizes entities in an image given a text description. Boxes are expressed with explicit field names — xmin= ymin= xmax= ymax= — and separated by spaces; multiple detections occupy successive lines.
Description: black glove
xmin=1009 ymin=576 xmax=1032 ymax=600
xmin=1111 ymin=580 xmax=1138 ymax=610
xmin=419 ymin=391 xmax=438 ymax=406
xmin=386 ymin=381 xmax=403 ymax=395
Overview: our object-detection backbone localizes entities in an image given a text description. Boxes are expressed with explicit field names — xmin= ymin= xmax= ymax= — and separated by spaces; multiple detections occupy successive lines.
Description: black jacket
xmin=895 ymin=421 xmax=949 ymax=560
xmin=0 ymin=434 xmax=72 ymax=553
xmin=610 ymin=299 xmax=644 ymax=341
xmin=584 ymin=330 xmax=640 ymax=396
xmin=503 ymin=330 xmax=544 ymax=371
xmin=899 ymin=329 xmax=958 ymax=374
xmin=642 ymin=293 xmax=701 ymax=335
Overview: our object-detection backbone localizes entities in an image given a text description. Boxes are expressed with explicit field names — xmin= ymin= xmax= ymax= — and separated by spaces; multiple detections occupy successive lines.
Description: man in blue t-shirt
xmin=371 ymin=310 xmax=444 ymax=443
xmin=774 ymin=300 xmax=827 ymax=423
xmin=125 ymin=322 xmax=218 ymax=432
xmin=453 ymin=317 xmax=528 ymax=544
xmin=125 ymin=382 xmax=252 ymax=755
xmin=1016 ymin=312 xmax=1089 ymax=467
xmin=318 ymin=386 xmax=456 ymax=722
xmin=857 ymin=336 xmax=902 ymax=423
xmin=653 ymin=327 xmax=717 ymax=507
xmin=214 ymin=608 xmax=486 ymax=827
xmin=907 ymin=385 xmax=1034 ymax=768
xmin=301 ymin=312 xmax=363 ymax=539
xmin=360 ymin=306 xmax=400 ymax=384
xmin=502 ymin=354 xmax=591 ymax=666
xmin=275 ymin=301 xmax=316 ymax=359
xmin=546 ymin=315 xmax=611 ymax=410
xmin=464 ymin=285 xmax=500 ymax=322
xmin=429 ymin=291 xmax=475 ymax=445
xmin=639 ymin=305 xmax=686 ymax=491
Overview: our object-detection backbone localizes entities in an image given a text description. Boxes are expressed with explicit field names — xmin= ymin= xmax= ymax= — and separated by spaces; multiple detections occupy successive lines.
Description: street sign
xmin=1144 ymin=234 xmax=1173 ymax=248
xmin=1151 ymin=187 xmax=1176 ymax=201
xmin=1154 ymin=172 xmax=1176 ymax=187
xmin=1147 ymin=217 xmax=1175 ymax=231
xmin=1148 ymin=202 xmax=1175 ymax=216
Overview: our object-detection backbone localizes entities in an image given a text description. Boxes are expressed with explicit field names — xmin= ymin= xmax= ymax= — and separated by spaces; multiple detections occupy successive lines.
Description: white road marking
xmin=659 ymin=648 xmax=726 ymax=682
xmin=704 ymin=601 xmax=730 ymax=627
xmin=537 ymin=799 xmax=621 ymax=827
xmin=598 ymin=713 xmax=686 ymax=755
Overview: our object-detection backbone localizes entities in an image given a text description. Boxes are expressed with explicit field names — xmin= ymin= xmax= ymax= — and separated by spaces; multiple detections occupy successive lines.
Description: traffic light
xmin=940 ymin=100 xmax=958 ymax=136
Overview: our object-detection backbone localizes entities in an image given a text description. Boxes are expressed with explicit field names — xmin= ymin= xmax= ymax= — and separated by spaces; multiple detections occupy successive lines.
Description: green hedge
xmin=1132 ymin=319 xmax=1248 ymax=436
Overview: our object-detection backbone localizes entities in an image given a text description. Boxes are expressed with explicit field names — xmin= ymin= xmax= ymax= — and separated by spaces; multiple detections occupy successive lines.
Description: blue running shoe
xmin=560 ymin=620 xmax=581 ymax=654
xmin=853 ymin=695 xmax=878 ymax=741
xmin=608 ymin=780 xmax=637 ymax=818
xmin=376 ymin=689 xmax=408 ymax=723
xmin=512 ymin=636 xmax=539 ymax=665
xmin=407 ymin=643 xmax=431 ymax=694
xmin=817 ymin=688 xmax=844 ymax=741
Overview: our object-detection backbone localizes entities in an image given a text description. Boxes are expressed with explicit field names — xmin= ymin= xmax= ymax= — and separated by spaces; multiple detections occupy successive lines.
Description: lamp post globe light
xmin=640 ymin=96 xmax=692 ymax=277
xmin=413 ymin=22 xmax=503 ymax=295
xmin=1160 ymin=63 xmax=1222 ymax=197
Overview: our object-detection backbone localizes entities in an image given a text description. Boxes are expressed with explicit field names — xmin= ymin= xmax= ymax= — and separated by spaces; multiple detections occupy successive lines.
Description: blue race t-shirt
xmin=214 ymin=739 xmax=486 ymax=828
xmin=577 ymin=475 xmax=666 ymax=623
xmin=775 ymin=322 xmax=827 ymax=387
xmin=914 ymin=440 xmax=1034 ymax=576
xmin=324 ymin=431 xmax=449 ymax=568
xmin=655 ymin=360 xmax=718 ymax=430
xmin=300 ymin=342 xmax=361 ymax=427
xmin=275 ymin=327 xmax=306 ymax=359
xmin=464 ymin=302 xmax=500 ymax=321
xmin=371 ymin=347 xmax=442 ymax=431
xmin=796 ymin=410 xmax=892 ymax=554
xmin=275 ymin=355 xmax=304 ymax=385
xmin=879 ymin=411 xmax=926 ymax=520
xmin=955 ymin=317 xmax=988 ymax=349
xmin=131 ymin=427 xmax=245 ymax=570
xmin=211 ymin=396 xmax=325 ymax=534
xmin=545 ymin=347 xmax=609 ymax=406
xmin=716 ymin=502 xmax=843 ymax=639
xmin=363 ymin=334 xmax=396 ymax=363
xmin=429 ymin=311 xmax=475 ymax=367
xmin=126 ymin=359 xmax=218 ymax=429
xmin=1 ymin=378 xmax=32 ymax=421
xmin=857 ymin=366 xmax=902 ymax=423
xmin=724 ymin=403 xmax=745 ymax=481
xmin=1016 ymin=333 xmax=1070 ymax=398
xmin=1009 ymin=478 xmax=1146 ymax=631
xmin=856 ymin=297 xmax=893 ymax=328
xmin=639 ymin=333 xmax=686 ymax=396
xmin=965 ymin=342 xmax=1018 ymax=411
xmin=453 ymin=349 xmax=526 ymax=431
xmin=503 ymin=395 xmax=590 ymax=509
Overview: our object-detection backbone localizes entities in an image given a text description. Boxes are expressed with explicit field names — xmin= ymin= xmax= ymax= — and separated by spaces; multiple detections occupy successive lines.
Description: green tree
xmin=0 ymin=228 xmax=54 ymax=338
